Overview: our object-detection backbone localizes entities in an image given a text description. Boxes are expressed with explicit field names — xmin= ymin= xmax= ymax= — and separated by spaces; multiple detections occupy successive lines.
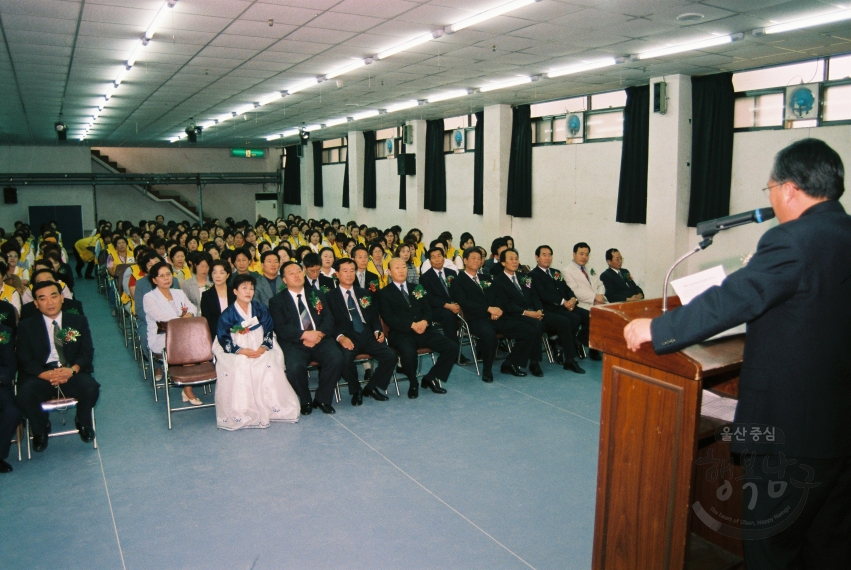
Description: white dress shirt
xmin=43 ymin=313 xmax=62 ymax=365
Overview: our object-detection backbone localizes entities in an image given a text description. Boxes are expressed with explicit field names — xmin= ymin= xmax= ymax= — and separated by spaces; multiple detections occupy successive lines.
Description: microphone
xmin=696 ymin=207 xmax=775 ymax=238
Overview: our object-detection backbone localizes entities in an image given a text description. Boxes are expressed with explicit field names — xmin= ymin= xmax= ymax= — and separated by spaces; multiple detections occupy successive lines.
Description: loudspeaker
xmin=653 ymin=82 xmax=667 ymax=114
xmin=3 ymin=187 xmax=17 ymax=204
xmin=402 ymin=124 xmax=414 ymax=145
xmin=397 ymin=153 xmax=416 ymax=176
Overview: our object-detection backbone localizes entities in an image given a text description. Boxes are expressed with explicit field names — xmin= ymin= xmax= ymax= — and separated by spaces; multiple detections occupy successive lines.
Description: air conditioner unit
xmin=451 ymin=129 xmax=465 ymax=153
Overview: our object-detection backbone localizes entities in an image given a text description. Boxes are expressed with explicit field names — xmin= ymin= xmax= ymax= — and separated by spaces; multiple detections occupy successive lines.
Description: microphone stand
xmin=662 ymin=237 xmax=714 ymax=313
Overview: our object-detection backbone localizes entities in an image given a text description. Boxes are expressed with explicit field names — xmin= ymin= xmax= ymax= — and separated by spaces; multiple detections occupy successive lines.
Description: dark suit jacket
xmin=652 ymin=200 xmax=851 ymax=458
xmin=482 ymin=258 xmax=503 ymax=277
xmin=451 ymin=271 xmax=497 ymax=322
xmin=0 ymin=299 xmax=17 ymax=337
xmin=0 ymin=323 xmax=15 ymax=386
xmin=492 ymin=272 xmax=541 ymax=316
xmin=327 ymin=285 xmax=382 ymax=338
xmin=269 ymin=288 xmax=335 ymax=347
xmin=200 ymin=286 xmax=236 ymax=339
xmin=17 ymin=311 xmax=95 ymax=383
xmin=419 ymin=267 xmax=458 ymax=310
xmin=20 ymin=297 xmax=85 ymax=322
xmin=355 ymin=269 xmax=380 ymax=291
xmin=377 ymin=281 xmax=433 ymax=338
xmin=305 ymin=275 xmax=336 ymax=293
xmin=530 ymin=266 xmax=578 ymax=312
xmin=599 ymin=267 xmax=643 ymax=302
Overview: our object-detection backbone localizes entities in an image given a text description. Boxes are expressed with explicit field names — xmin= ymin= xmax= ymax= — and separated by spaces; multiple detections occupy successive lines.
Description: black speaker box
xmin=3 ymin=187 xmax=17 ymax=204
xmin=397 ymin=153 xmax=416 ymax=176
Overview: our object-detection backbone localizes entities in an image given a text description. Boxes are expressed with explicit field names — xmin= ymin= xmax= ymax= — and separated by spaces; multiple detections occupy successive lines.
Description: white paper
xmin=701 ymin=390 xmax=737 ymax=422
xmin=671 ymin=265 xmax=746 ymax=340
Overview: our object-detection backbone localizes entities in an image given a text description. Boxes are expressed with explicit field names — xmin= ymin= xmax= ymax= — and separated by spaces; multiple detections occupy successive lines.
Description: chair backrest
xmin=165 ymin=317 xmax=213 ymax=365
xmin=380 ymin=315 xmax=390 ymax=338
xmin=97 ymin=250 xmax=108 ymax=265
xmin=114 ymin=264 xmax=131 ymax=294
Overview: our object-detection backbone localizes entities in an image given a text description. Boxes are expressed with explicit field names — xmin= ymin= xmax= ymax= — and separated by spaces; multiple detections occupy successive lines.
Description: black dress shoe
xmin=363 ymin=387 xmax=389 ymax=401
xmin=589 ymin=349 xmax=602 ymax=361
xmin=529 ymin=362 xmax=544 ymax=377
xmin=500 ymin=364 xmax=527 ymax=377
xmin=32 ymin=433 xmax=49 ymax=452
xmin=351 ymin=391 xmax=363 ymax=406
xmin=564 ymin=360 xmax=586 ymax=374
xmin=482 ymin=370 xmax=494 ymax=383
xmin=421 ymin=378 xmax=447 ymax=394
xmin=300 ymin=404 xmax=313 ymax=415
xmin=554 ymin=351 xmax=565 ymax=365
xmin=363 ymin=368 xmax=373 ymax=381
xmin=458 ymin=355 xmax=471 ymax=365
xmin=407 ymin=383 xmax=419 ymax=399
xmin=75 ymin=418 xmax=95 ymax=443
xmin=311 ymin=401 xmax=336 ymax=414
xmin=0 ymin=459 xmax=11 ymax=473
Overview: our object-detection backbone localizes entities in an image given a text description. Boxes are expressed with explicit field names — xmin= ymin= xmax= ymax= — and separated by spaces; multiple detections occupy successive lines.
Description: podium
xmin=589 ymin=298 xmax=746 ymax=570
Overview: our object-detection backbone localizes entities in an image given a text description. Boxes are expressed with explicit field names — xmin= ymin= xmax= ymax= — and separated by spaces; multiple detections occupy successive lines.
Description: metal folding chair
xmin=162 ymin=317 xmax=217 ymax=429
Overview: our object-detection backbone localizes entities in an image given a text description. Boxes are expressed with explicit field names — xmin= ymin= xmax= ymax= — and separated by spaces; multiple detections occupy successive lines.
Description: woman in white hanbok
xmin=213 ymin=274 xmax=299 ymax=429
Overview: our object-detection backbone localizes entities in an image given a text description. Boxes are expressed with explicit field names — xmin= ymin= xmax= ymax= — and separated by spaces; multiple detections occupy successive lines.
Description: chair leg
xmin=467 ymin=334 xmax=481 ymax=376
xmin=543 ymin=334 xmax=554 ymax=364
xmin=165 ymin=377 xmax=173 ymax=430
xmin=91 ymin=408 xmax=98 ymax=449
xmin=392 ymin=359 xmax=401 ymax=397
xmin=15 ymin=423 xmax=22 ymax=461
xmin=25 ymin=419 xmax=31 ymax=460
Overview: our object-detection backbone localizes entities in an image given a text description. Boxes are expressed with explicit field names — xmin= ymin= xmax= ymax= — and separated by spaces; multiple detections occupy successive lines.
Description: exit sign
xmin=231 ymin=148 xmax=265 ymax=158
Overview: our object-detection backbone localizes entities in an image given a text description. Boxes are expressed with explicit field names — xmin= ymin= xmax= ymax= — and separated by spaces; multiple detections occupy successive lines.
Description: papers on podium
xmin=701 ymin=390 xmax=737 ymax=422
xmin=670 ymin=265 xmax=746 ymax=340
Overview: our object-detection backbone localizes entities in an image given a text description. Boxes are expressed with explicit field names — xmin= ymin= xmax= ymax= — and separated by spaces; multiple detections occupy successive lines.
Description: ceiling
xmin=1 ymin=0 xmax=850 ymax=147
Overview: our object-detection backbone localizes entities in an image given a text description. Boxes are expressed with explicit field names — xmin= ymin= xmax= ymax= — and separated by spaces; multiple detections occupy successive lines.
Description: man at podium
xmin=625 ymin=138 xmax=850 ymax=570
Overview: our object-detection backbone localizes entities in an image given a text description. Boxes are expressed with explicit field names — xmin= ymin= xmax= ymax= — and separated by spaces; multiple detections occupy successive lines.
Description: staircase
xmin=90 ymin=150 xmax=210 ymax=223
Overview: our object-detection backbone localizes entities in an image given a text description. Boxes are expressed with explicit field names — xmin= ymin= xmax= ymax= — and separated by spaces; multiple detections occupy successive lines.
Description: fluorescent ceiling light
xmin=448 ymin=0 xmax=539 ymax=33
xmin=386 ymin=100 xmax=419 ymax=113
xmin=216 ymin=113 xmax=232 ymax=124
xmin=305 ymin=124 xmax=322 ymax=131
xmin=548 ymin=58 xmax=616 ymax=78
xmin=636 ymin=34 xmax=740 ymax=59
xmin=427 ymin=89 xmax=469 ymax=103
xmin=287 ymin=78 xmax=319 ymax=95
xmin=325 ymin=118 xmax=349 ymax=127
xmin=257 ymin=92 xmax=282 ymax=106
xmin=126 ymin=41 xmax=145 ymax=67
xmin=377 ymin=32 xmax=434 ymax=60
xmin=266 ymin=134 xmax=283 ymax=141
xmin=764 ymin=8 xmax=851 ymax=34
xmin=479 ymin=76 xmax=532 ymax=92
xmin=326 ymin=59 xmax=366 ymax=79
xmin=353 ymin=110 xmax=379 ymax=121
xmin=145 ymin=1 xmax=175 ymax=40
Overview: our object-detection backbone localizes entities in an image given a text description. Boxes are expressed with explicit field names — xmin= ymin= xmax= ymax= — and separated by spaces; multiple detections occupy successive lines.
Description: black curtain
xmin=399 ymin=171 xmax=406 ymax=210
xmin=423 ymin=119 xmax=446 ymax=212
xmin=688 ymin=73 xmax=735 ymax=227
xmin=506 ymin=104 xmax=532 ymax=217
xmin=342 ymin=150 xmax=349 ymax=208
xmin=363 ymin=131 xmax=377 ymax=208
xmin=616 ymin=85 xmax=650 ymax=224
xmin=312 ymin=140 xmax=323 ymax=207
xmin=473 ymin=111 xmax=484 ymax=215
xmin=283 ymin=145 xmax=301 ymax=205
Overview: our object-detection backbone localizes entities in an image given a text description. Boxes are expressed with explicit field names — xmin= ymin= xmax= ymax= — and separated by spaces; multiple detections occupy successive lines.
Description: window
xmin=375 ymin=127 xmax=401 ymax=159
xmin=733 ymin=59 xmax=825 ymax=92
xmin=585 ymin=111 xmax=623 ymax=140
xmin=321 ymin=137 xmax=347 ymax=164
xmin=531 ymin=96 xmax=586 ymax=118
xmin=443 ymin=115 xmax=475 ymax=154
xmin=530 ymin=90 xmax=625 ymax=145
xmin=828 ymin=54 xmax=851 ymax=81
xmin=823 ymin=84 xmax=851 ymax=121
xmin=734 ymin=93 xmax=784 ymax=129
xmin=590 ymin=90 xmax=627 ymax=110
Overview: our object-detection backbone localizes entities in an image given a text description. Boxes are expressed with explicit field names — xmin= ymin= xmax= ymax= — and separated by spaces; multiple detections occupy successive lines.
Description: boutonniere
xmin=320 ymin=285 xmax=330 ymax=294
xmin=411 ymin=284 xmax=426 ymax=299
xmin=446 ymin=274 xmax=455 ymax=285
xmin=0 ymin=312 xmax=7 ymax=322
xmin=368 ymin=280 xmax=378 ymax=293
xmin=331 ymin=274 xmax=339 ymax=283
xmin=590 ymin=268 xmax=596 ymax=276
xmin=480 ymin=279 xmax=491 ymax=290
xmin=59 ymin=327 xmax=80 ymax=343
xmin=553 ymin=270 xmax=564 ymax=282
xmin=230 ymin=323 xmax=250 ymax=335
xmin=309 ymin=290 xmax=323 ymax=315
xmin=0 ymin=330 xmax=9 ymax=344
xmin=359 ymin=295 xmax=372 ymax=309
xmin=520 ymin=275 xmax=532 ymax=288
xmin=65 ymin=307 xmax=80 ymax=315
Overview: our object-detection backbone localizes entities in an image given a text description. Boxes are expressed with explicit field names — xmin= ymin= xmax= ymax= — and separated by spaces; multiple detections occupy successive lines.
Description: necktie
xmin=399 ymin=284 xmax=410 ymax=306
xmin=52 ymin=320 xmax=67 ymax=366
xmin=358 ymin=272 xmax=364 ymax=288
xmin=474 ymin=275 xmax=482 ymax=290
xmin=347 ymin=291 xmax=364 ymax=333
xmin=439 ymin=271 xmax=449 ymax=295
xmin=580 ymin=266 xmax=591 ymax=285
xmin=512 ymin=275 xmax=523 ymax=294
xmin=313 ymin=279 xmax=320 ymax=291
xmin=297 ymin=294 xmax=314 ymax=331
xmin=547 ymin=268 xmax=553 ymax=279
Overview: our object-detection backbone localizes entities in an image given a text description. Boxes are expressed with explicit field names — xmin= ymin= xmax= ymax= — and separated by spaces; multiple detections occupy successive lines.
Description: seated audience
xmin=0 ymin=321 xmax=19 ymax=473
xmin=419 ymin=247 xmax=470 ymax=365
xmin=599 ymin=248 xmax=644 ymax=303
xmin=352 ymin=246 xmax=379 ymax=290
xmin=180 ymin=251 xmax=213 ymax=309
xmin=561 ymin=242 xmax=605 ymax=360
xmin=393 ymin=243 xmax=419 ymax=285
xmin=367 ymin=243 xmax=388 ymax=288
xmin=201 ymin=260 xmax=236 ymax=338
xmin=253 ymin=251 xmax=283 ymax=307
xmin=302 ymin=253 xmax=336 ymax=292
xmin=213 ymin=274 xmax=300 ymax=429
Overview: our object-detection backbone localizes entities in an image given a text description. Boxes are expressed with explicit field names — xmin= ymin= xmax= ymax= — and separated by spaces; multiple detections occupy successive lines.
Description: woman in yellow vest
xmin=170 ymin=246 xmax=192 ymax=285
xmin=0 ymin=261 xmax=21 ymax=315
xmin=366 ymin=243 xmax=388 ymax=288
xmin=265 ymin=224 xmax=281 ymax=247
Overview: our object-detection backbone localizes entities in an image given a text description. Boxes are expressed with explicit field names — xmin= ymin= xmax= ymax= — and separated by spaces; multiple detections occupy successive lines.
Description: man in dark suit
xmin=302 ymin=253 xmax=336 ymax=292
xmin=481 ymin=237 xmax=507 ymax=277
xmin=15 ymin=281 xmax=100 ymax=452
xmin=328 ymin=258 xmax=396 ymax=406
xmin=378 ymin=258 xmax=456 ymax=398
xmin=493 ymin=249 xmax=585 ymax=375
xmin=599 ymin=248 xmax=643 ymax=303
xmin=0 ymin=322 xmax=19 ymax=472
xmin=531 ymin=245 xmax=587 ymax=370
xmin=419 ymin=247 xmax=471 ymax=366
xmin=352 ymin=246 xmax=379 ymax=291
xmin=0 ymin=299 xmax=17 ymax=337
xmin=626 ymin=138 xmax=851 ymax=570
xmin=269 ymin=261 xmax=342 ymax=415
xmin=452 ymin=248 xmax=542 ymax=382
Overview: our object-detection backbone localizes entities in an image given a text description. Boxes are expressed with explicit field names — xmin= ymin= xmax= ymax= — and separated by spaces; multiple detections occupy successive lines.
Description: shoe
xmin=529 ymin=362 xmax=544 ymax=377
xmin=459 ymin=355 xmax=471 ymax=365
xmin=500 ymin=364 xmax=527 ymax=377
xmin=75 ymin=418 xmax=95 ymax=443
xmin=300 ymin=404 xmax=313 ymax=415
xmin=554 ymin=351 xmax=565 ymax=365
xmin=363 ymin=387 xmax=389 ymax=401
xmin=421 ymin=378 xmax=447 ymax=394
xmin=396 ymin=364 xmax=405 ymax=374
xmin=363 ymin=368 xmax=373 ymax=381
xmin=564 ymin=360 xmax=586 ymax=374
xmin=351 ymin=391 xmax=363 ymax=406
xmin=407 ymin=383 xmax=419 ymax=399
xmin=32 ymin=433 xmax=49 ymax=452
xmin=182 ymin=393 xmax=203 ymax=406
xmin=482 ymin=370 xmax=494 ymax=383
xmin=311 ymin=401 xmax=336 ymax=414
xmin=0 ymin=459 xmax=12 ymax=473
xmin=589 ymin=349 xmax=602 ymax=361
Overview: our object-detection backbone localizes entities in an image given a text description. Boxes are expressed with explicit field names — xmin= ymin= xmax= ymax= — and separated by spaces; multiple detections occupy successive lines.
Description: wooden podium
xmin=589 ymin=298 xmax=746 ymax=570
